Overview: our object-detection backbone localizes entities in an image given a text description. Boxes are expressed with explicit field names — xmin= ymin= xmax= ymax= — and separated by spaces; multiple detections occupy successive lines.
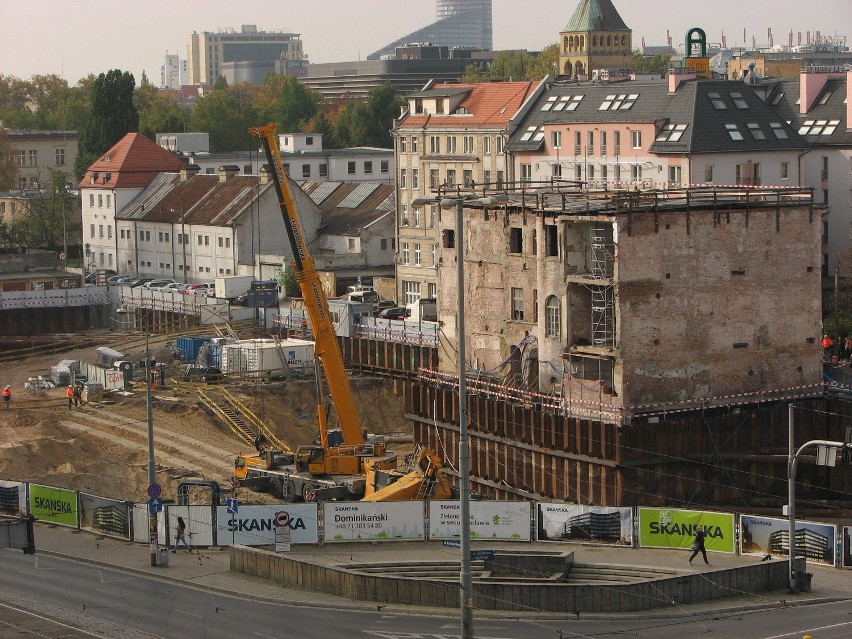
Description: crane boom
xmin=249 ymin=123 xmax=364 ymax=448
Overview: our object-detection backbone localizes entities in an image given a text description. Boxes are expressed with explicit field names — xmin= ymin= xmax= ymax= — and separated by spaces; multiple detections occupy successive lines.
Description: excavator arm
xmin=248 ymin=123 xmax=365 ymax=449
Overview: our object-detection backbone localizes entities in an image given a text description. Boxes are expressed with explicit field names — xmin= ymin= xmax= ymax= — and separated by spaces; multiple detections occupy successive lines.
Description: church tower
xmin=559 ymin=0 xmax=632 ymax=79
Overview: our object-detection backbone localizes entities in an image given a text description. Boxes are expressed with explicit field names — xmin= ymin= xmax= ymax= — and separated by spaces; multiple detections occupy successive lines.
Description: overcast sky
xmin=2 ymin=0 xmax=850 ymax=85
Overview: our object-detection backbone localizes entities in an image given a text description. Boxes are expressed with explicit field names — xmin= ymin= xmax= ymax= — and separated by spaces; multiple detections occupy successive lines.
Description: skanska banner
xmin=215 ymin=505 xmax=318 ymax=545
xmin=638 ymin=507 xmax=735 ymax=553
xmin=323 ymin=501 xmax=425 ymax=542
xmin=429 ymin=500 xmax=531 ymax=541
xmin=29 ymin=484 xmax=78 ymax=527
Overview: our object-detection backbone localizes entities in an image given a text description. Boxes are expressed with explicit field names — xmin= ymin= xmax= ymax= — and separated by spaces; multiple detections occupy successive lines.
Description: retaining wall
xmin=229 ymin=545 xmax=790 ymax=612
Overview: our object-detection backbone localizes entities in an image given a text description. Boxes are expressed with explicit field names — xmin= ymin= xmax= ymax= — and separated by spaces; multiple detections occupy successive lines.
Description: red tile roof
xmin=79 ymin=133 xmax=186 ymax=190
xmin=399 ymin=81 xmax=537 ymax=129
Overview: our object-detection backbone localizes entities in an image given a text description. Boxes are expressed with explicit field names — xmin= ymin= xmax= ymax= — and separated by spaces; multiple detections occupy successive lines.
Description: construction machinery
xmin=238 ymin=123 xmax=450 ymax=502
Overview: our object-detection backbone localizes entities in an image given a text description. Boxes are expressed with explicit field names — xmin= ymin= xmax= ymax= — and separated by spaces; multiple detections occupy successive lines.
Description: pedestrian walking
xmin=172 ymin=516 xmax=192 ymax=553
xmin=73 ymin=385 xmax=82 ymax=407
xmin=66 ymin=385 xmax=74 ymax=409
xmin=2 ymin=385 xmax=10 ymax=409
xmin=688 ymin=524 xmax=710 ymax=566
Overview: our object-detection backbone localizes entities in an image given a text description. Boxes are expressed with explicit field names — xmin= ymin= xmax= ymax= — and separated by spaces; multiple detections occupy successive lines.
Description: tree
xmin=275 ymin=75 xmax=321 ymax=133
xmin=527 ymin=44 xmax=561 ymax=80
xmin=632 ymin=50 xmax=671 ymax=75
xmin=74 ymin=70 xmax=138 ymax=179
xmin=459 ymin=47 xmax=559 ymax=83
xmin=189 ymin=88 xmax=258 ymax=151
xmin=135 ymin=83 xmax=188 ymax=140
xmin=0 ymin=128 xmax=18 ymax=191
xmin=333 ymin=83 xmax=402 ymax=148
xmin=7 ymin=171 xmax=79 ymax=250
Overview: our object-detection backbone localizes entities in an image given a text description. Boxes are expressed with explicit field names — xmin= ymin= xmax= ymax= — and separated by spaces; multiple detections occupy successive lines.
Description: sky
xmin=1 ymin=0 xmax=851 ymax=85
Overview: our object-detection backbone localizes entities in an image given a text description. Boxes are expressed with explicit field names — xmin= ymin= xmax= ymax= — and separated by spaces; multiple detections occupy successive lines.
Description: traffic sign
xmin=147 ymin=497 xmax=163 ymax=514
xmin=274 ymin=511 xmax=291 ymax=528
xmin=147 ymin=483 xmax=162 ymax=499
xmin=442 ymin=540 xmax=461 ymax=548
xmin=470 ymin=550 xmax=494 ymax=561
xmin=231 ymin=478 xmax=240 ymax=491
xmin=226 ymin=498 xmax=238 ymax=514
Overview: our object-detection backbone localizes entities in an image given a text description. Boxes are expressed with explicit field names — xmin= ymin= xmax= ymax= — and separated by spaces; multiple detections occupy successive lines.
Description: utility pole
xmin=835 ymin=256 xmax=841 ymax=360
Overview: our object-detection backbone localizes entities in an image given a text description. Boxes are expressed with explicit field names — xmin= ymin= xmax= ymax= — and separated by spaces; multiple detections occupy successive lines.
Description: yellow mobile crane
xmin=238 ymin=123 xmax=450 ymax=502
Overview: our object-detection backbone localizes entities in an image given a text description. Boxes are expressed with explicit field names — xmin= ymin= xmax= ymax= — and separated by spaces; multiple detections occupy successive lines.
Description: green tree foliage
xmin=134 ymin=83 xmax=189 ymax=140
xmin=75 ymin=70 xmax=138 ymax=179
xmin=0 ymin=170 xmax=77 ymax=250
xmin=632 ymin=50 xmax=671 ymax=75
xmin=0 ymin=128 xmax=18 ymax=191
xmin=527 ymin=43 xmax=561 ymax=80
xmin=0 ymin=74 xmax=90 ymax=131
xmin=275 ymin=75 xmax=321 ymax=133
xmin=333 ymin=83 xmax=403 ymax=148
xmin=460 ymin=45 xmax=560 ymax=83
xmin=189 ymin=86 xmax=258 ymax=152
xmin=281 ymin=266 xmax=299 ymax=298
xmin=214 ymin=75 xmax=229 ymax=90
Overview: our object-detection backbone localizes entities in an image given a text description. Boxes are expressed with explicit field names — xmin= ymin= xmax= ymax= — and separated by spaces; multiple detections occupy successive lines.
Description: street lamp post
xmin=787 ymin=403 xmax=852 ymax=591
xmin=412 ymin=191 xmax=507 ymax=639
xmin=118 ymin=308 xmax=158 ymax=567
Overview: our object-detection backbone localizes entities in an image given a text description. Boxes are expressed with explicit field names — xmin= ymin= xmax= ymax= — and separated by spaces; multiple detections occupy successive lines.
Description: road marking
xmin=175 ymin=609 xmax=203 ymax=619
xmin=253 ymin=632 xmax=278 ymax=639
xmin=764 ymin=620 xmax=852 ymax=638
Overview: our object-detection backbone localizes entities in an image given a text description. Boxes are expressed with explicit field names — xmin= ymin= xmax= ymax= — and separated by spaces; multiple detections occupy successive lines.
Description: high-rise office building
xmin=368 ymin=0 xmax=492 ymax=60
xmin=187 ymin=25 xmax=305 ymax=85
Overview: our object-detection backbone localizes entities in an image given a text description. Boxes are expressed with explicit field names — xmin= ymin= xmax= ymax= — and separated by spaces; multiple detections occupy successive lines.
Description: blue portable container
xmin=175 ymin=336 xmax=211 ymax=362
xmin=209 ymin=344 xmax=222 ymax=369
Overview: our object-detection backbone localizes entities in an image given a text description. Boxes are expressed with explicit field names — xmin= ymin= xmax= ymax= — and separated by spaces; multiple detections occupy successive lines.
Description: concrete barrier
xmin=229 ymin=545 xmax=791 ymax=613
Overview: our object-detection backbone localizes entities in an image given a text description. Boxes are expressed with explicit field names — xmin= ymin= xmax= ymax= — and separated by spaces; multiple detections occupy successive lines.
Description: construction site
xmin=1 ymin=183 xmax=851 ymax=520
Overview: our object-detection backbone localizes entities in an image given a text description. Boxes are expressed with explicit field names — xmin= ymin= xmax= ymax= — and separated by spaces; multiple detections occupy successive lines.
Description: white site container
xmin=220 ymin=339 xmax=315 ymax=377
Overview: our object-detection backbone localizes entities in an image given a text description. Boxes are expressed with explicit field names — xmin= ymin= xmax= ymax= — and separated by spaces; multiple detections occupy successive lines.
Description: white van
xmin=405 ymin=297 xmax=437 ymax=322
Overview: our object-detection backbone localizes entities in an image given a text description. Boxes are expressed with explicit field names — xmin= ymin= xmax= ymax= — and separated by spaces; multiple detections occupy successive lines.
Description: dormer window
xmin=414 ymin=98 xmax=423 ymax=114
xmin=436 ymin=99 xmax=445 ymax=114
xmin=91 ymin=172 xmax=99 ymax=184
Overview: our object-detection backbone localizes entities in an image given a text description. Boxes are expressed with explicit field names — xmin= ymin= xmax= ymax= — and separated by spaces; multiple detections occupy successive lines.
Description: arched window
xmin=592 ymin=36 xmax=597 ymax=47
xmin=564 ymin=36 xmax=570 ymax=52
xmin=545 ymin=296 xmax=560 ymax=337
xmin=580 ymin=36 xmax=585 ymax=51
xmin=607 ymin=35 xmax=612 ymax=47
xmin=564 ymin=60 xmax=573 ymax=76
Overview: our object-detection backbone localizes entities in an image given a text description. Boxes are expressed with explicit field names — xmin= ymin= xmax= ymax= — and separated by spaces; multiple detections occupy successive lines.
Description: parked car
xmin=127 ymin=277 xmax=155 ymax=288
xmin=107 ymin=275 xmax=131 ymax=285
xmin=373 ymin=300 xmax=397 ymax=314
xmin=164 ymin=282 xmax=187 ymax=291
xmin=378 ymin=306 xmax=408 ymax=320
xmin=183 ymin=365 xmax=222 ymax=383
xmin=84 ymin=269 xmax=117 ymax=284
xmin=181 ymin=283 xmax=215 ymax=295
xmin=143 ymin=278 xmax=177 ymax=289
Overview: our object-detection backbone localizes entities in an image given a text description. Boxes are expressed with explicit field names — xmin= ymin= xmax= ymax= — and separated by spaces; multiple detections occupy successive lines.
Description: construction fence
xmin=2 ymin=480 xmax=850 ymax=569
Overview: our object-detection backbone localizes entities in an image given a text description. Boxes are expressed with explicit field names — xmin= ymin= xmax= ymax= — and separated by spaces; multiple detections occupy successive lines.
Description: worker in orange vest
xmin=2 ymin=385 xmax=11 ymax=409
xmin=66 ymin=385 xmax=74 ymax=409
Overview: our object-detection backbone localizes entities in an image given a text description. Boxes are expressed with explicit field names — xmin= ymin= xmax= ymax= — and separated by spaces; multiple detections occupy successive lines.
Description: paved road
xmin=0 ymin=523 xmax=849 ymax=638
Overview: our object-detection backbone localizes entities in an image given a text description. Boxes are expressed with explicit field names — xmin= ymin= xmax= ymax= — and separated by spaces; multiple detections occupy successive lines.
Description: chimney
xmin=259 ymin=165 xmax=271 ymax=185
xmin=180 ymin=164 xmax=201 ymax=181
xmin=218 ymin=165 xmax=240 ymax=182
xmin=847 ymin=70 xmax=852 ymax=134
xmin=668 ymin=67 xmax=696 ymax=93
xmin=800 ymin=68 xmax=845 ymax=114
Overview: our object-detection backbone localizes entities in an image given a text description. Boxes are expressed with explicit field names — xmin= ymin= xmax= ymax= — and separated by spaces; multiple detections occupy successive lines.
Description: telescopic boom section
xmin=249 ymin=123 xmax=365 ymax=448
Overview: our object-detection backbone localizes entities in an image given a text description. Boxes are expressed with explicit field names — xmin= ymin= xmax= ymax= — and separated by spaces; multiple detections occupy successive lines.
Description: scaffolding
xmin=590 ymin=225 xmax=615 ymax=347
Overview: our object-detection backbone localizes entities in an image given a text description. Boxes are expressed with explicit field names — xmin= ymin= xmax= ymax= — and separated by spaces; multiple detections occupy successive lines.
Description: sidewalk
xmin=33 ymin=522 xmax=852 ymax=620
